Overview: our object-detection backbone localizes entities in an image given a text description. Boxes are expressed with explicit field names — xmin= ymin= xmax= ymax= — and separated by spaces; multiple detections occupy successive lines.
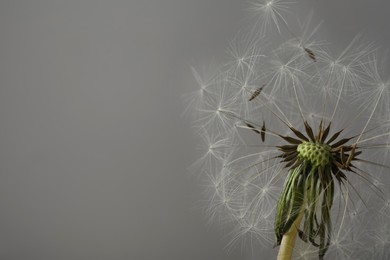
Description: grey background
xmin=0 ymin=1 xmax=389 ymax=260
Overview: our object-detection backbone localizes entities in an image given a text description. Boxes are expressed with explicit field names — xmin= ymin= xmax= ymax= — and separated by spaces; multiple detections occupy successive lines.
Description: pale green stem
xmin=276 ymin=209 xmax=305 ymax=260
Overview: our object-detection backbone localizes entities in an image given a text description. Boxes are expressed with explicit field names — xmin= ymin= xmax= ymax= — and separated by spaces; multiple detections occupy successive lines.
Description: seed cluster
xmin=297 ymin=141 xmax=331 ymax=168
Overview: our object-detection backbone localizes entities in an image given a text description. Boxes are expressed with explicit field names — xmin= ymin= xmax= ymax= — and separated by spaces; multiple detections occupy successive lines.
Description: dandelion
xmin=187 ymin=1 xmax=390 ymax=259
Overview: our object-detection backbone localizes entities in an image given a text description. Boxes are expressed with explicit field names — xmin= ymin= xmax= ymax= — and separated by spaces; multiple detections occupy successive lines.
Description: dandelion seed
xmin=261 ymin=121 xmax=266 ymax=142
xmin=249 ymin=85 xmax=265 ymax=101
xmin=304 ymin=47 xmax=316 ymax=62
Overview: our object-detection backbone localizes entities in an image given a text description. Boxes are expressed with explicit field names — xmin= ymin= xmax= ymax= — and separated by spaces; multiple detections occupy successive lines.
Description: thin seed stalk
xmin=277 ymin=205 xmax=305 ymax=260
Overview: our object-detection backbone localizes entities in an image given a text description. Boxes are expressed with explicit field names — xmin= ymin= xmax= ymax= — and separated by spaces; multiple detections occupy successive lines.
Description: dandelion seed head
xmin=187 ymin=0 xmax=390 ymax=258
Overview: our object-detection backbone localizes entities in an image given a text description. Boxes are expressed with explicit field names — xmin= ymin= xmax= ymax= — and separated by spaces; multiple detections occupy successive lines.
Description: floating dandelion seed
xmin=249 ymin=85 xmax=265 ymax=101
xmin=304 ymin=48 xmax=316 ymax=62
xmin=187 ymin=1 xmax=390 ymax=259
xmin=261 ymin=121 xmax=266 ymax=142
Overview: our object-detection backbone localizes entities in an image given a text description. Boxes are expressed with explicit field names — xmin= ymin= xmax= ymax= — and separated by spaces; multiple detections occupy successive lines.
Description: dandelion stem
xmin=277 ymin=209 xmax=305 ymax=260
